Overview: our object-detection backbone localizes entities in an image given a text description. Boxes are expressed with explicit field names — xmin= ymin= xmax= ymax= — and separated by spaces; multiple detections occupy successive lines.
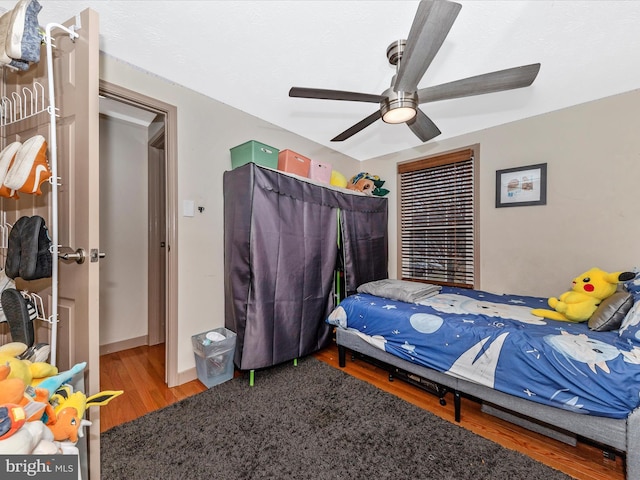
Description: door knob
xmin=58 ymin=247 xmax=86 ymax=264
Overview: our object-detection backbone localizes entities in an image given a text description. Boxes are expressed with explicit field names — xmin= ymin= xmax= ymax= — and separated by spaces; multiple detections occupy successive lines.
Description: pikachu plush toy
xmin=531 ymin=267 xmax=635 ymax=322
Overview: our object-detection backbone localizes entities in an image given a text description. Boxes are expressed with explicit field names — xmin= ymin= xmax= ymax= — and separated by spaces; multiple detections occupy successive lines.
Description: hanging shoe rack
xmin=0 ymin=80 xmax=46 ymax=126
xmin=1 ymin=21 xmax=79 ymax=366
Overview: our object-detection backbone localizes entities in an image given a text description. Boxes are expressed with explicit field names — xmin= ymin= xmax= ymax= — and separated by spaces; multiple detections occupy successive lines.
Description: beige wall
xmin=98 ymin=115 xmax=149 ymax=346
xmin=100 ymin=50 xmax=640 ymax=380
xmin=99 ymin=53 xmax=362 ymax=378
xmin=363 ymin=88 xmax=640 ymax=297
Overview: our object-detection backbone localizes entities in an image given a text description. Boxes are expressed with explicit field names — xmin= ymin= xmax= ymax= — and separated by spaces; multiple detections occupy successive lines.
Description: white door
xmin=3 ymin=8 xmax=102 ymax=479
xmin=53 ymin=9 xmax=101 ymax=478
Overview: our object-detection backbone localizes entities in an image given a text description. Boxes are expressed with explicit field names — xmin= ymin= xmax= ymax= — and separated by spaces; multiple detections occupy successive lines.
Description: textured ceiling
xmin=5 ymin=1 xmax=640 ymax=161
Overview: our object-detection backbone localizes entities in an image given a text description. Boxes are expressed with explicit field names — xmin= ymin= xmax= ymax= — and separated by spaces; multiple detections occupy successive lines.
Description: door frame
xmin=147 ymin=125 xmax=166 ymax=346
xmin=99 ymin=80 xmax=179 ymax=386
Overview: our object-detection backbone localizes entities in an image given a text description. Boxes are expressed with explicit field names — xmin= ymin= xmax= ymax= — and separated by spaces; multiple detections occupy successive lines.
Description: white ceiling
xmin=5 ymin=1 xmax=640 ymax=161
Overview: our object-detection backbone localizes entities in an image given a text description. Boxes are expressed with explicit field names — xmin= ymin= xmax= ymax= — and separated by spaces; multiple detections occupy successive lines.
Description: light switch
xmin=183 ymin=200 xmax=195 ymax=217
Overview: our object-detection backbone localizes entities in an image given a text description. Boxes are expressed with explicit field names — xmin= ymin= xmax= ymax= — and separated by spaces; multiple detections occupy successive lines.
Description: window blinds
xmin=398 ymin=149 xmax=476 ymax=288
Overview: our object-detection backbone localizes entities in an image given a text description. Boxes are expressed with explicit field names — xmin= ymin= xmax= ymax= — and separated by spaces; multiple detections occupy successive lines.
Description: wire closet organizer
xmin=1 ymin=20 xmax=80 ymax=367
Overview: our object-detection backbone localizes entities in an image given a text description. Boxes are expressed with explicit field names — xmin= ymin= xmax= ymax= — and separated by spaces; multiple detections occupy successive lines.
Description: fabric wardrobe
xmin=224 ymin=163 xmax=388 ymax=370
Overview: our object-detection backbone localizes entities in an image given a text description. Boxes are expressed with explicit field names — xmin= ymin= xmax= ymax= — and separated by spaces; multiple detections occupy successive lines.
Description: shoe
xmin=1 ymin=288 xmax=36 ymax=347
xmin=5 ymin=216 xmax=52 ymax=281
xmin=0 ymin=142 xmax=21 ymax=199
xmin=19 ymin=215 xmax=52 ymax=281
xmin=18 ymin=342 xmax=49 ymax=362
xmin=4 ymin=135 xmax=50 ymax=195
xmin=0 ymin=269 xmax=16 ymax=323
xmin=4 ymin=216 xmax=29 ymax=279
xmin=0 ymin=10 xmax=28 ymax=70
xmin=5 ymin=0 xmax=42 ymax=64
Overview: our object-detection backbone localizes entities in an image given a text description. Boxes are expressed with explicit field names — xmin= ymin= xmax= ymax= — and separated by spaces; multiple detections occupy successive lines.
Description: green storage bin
xmin=230 ymin=140 xmax=279 ymax=169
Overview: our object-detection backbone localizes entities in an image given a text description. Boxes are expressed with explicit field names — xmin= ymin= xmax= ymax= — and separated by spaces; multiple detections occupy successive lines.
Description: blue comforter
xmin=328 ymin=287 xmax=640 ymax=418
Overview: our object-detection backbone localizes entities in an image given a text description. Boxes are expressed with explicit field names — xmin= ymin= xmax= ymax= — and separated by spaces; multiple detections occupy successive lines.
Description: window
xmin=398 ymin=148 xmax=477 ymax=288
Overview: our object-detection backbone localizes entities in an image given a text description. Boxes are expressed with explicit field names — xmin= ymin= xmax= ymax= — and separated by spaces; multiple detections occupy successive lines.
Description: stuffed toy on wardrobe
xmin=346 ymin=172 xmax=389 ymax=196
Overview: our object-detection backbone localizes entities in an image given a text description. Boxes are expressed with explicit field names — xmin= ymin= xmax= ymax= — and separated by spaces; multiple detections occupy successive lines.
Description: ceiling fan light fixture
xmin=380 ymin=90 xmax=418 ymax=124
xmin=382 ymin=106 xmax=416 ymax=124
xmin=289 ymin=1 xmax=540 ymax=143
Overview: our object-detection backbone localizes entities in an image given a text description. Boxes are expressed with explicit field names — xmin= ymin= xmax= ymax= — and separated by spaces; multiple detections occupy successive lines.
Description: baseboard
xmin=177 ymin=366 xmax=198 ymax=385
xmin=100 ymin=335 xmax=148 ymax=355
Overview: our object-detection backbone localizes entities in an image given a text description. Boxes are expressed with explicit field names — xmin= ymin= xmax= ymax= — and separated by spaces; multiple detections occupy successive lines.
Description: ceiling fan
xmin=289 ymin=0 xmax=540 ymax=143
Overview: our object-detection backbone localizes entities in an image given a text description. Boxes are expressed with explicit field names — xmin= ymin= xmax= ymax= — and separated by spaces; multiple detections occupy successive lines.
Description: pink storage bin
xmin=309 ymin=160 xmax=332 ymax=183
xmin=278 ymin=150 xmax=311 ymax=177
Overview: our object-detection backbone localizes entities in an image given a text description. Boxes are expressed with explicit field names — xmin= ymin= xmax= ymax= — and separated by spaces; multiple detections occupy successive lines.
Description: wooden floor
xmin=100 ymin=343 xmax=625 ymax=480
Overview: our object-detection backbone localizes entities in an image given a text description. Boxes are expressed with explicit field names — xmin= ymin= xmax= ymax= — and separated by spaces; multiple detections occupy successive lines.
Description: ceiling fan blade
xmin=394 ymin=0 xmax=462 ymax=93
xmin=407 ymin=108 xmax=441 ymax=142
xmin=289 ymin=87 xmax=384 ymax=103
xmin=331 ymin=110 xmax=382 ymax=141
xmin=417 ymin=63 xmax=541 ymax=103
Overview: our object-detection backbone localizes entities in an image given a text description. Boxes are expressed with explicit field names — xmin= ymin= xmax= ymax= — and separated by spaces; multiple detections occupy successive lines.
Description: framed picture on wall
xmin=495 ymin=163 xmax=547 ymax=208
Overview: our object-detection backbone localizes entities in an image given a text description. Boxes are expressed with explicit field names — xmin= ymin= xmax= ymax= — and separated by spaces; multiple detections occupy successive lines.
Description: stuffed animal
xmin=0 ymin=418 xmax=57 ymax=454
xmin=531 ymin=267 xmax=636 ymax=322
xmin=0 ymin=364 xmax=25 ymax=406
xmin=0 ymin=404 xmax=25 ymax=440
xmin=346 ymin=172 xmax=389 ymax=196
xmin=0 ymin=342 xmax=58 ymax=385
xmin=0 ymin=366 xmax=58 ymax=454
xmin=0 ymin=351 xmax=56 ymax=423
xmin=0 ymin=345 xmax=87 ymax=424
xmin=49 ymin=386 xmax=123 ymax=442
xmin=330 ymin=170 xmax=348 ymax=188
xmin=32 ymin=362 xmax=86 ymax=394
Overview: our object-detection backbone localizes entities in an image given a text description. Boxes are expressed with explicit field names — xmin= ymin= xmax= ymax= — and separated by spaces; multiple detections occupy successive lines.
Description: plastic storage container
xmin=230 ymin=140 xmax=279 ymax=170
xmin=192 ymin=327 xmax=237 ymax=388
xmin=309 ymin=160 xmax=332 ymax=183
xmin=277 ymin=149 xmax=311 ymax=177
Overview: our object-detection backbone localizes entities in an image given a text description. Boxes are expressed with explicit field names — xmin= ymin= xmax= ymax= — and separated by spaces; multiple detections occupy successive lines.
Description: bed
xmin=328 ymin=277 xmax=640 ymax=479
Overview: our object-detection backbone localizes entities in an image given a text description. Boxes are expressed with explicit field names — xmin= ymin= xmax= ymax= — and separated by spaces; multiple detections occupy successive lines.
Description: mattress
xmin=328 ymin=287 xmax=640 ymax=418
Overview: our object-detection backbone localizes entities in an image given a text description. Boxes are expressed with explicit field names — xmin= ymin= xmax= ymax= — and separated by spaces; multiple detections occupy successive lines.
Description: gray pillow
xmin=588 ymin=291 xmax=634 ymax=331
xmin=357 ymin=279 xmax=441 ymax=303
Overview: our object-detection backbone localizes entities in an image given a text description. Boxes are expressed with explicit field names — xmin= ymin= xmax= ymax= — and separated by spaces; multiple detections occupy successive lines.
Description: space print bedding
xmin=328 ymin=285 xmax=640 ymax=419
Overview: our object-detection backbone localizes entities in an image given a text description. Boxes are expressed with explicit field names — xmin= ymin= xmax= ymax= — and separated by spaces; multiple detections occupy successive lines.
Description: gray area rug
xmin=101 ymin=357 xmax=572 ymax=479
